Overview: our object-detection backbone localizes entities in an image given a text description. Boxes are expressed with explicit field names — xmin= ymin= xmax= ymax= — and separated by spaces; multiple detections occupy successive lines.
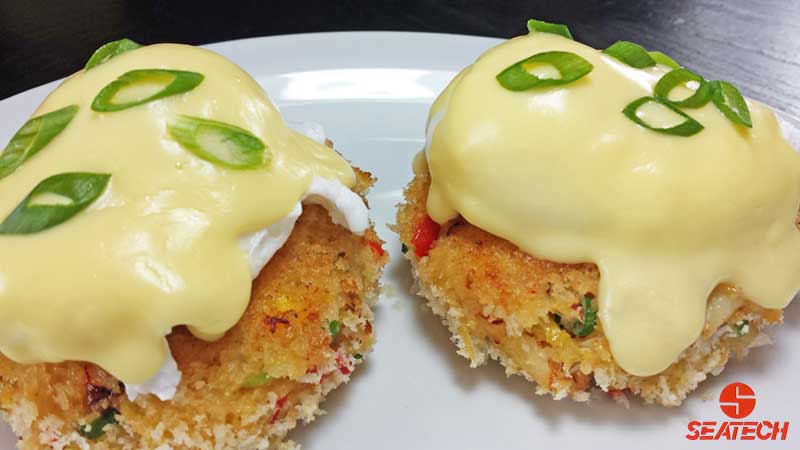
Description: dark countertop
xmin=1 ymin=0 xmax=798 ymax=117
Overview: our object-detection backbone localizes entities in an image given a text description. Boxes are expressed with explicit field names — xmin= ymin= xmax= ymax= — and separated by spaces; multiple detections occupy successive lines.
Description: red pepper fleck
xmin=411 ymin=215 xmax=441 ymax=258
xmin=270 ymin=395 xmax=289 ymax=424
xmin=366 ymin=239 xmax=385 ymax=257
xmin=364 ymin=320 xmax=373 ymax=334
xmin=264 ymin=316 xmax=290 ymax=333
xmin=336 ymin=354 xmax=352 ymax=375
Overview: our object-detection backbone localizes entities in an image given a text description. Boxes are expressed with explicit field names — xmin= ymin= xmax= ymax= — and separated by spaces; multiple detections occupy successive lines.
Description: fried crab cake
xmin=395 ymin=169 xmax=785 ymax=406
xmin=0 ymin=166 xmax=387 ymax=450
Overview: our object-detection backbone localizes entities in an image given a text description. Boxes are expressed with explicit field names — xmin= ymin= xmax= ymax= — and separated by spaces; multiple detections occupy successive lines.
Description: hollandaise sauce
xmin=423 ymin=30 xmax=800 ymax=376
xmin=0 ymin=43 xmax=358 ymax=383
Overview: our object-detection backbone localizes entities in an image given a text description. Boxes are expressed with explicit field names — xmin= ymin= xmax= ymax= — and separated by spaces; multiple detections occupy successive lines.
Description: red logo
xmin=686 ymin=382 xmax=789 ymax=441
xmin=719 ymin=382 xmax=756 ymax=419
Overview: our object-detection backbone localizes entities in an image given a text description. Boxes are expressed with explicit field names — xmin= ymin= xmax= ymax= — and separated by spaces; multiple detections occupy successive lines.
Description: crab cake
xmin=0 ymin=40 xmax=386 ymax=449
xmin=0 ymin=167 xmax=386 ymax=450
xmin=395 ymin=21 xmax=800 ymax=406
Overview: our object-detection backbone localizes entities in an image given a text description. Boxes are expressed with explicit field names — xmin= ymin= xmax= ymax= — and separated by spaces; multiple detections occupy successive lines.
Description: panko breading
xmin=0 ymin=166 xmax=387 ymax=449
xmin=395 ymin=169 xmax=783 ymax=406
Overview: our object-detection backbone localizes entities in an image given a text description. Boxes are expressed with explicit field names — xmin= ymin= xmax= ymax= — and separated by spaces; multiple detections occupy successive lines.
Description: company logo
xmin=686 ymin=382 xmax=789 ymax=441
xmin=719 ymin=382 xmax=756 ymax=419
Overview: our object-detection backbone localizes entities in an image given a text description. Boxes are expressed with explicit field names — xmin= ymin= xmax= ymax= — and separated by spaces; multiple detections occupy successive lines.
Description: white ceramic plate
xmin=1 ymin=32 xmax=798 ymax=450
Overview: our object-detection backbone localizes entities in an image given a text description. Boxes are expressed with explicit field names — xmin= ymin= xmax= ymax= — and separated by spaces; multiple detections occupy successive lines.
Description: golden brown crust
xmin=395 ymin=169 xmax=783 ymax=406
xmin=0 ymin=167 xmax=387 ymax=449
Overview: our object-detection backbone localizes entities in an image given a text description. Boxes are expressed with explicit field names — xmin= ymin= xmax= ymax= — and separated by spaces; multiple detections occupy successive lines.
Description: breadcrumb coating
xmin=0 ymin=166 xmax=387 ymax=449
xmin=394 ymin=169 xmax=784 ymax=406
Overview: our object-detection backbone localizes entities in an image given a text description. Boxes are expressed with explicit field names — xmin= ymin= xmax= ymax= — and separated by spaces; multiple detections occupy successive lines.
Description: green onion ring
xmin=527 ymin=18 xmax=573 ymax=40
xmin=91 ymin=69 xmax=203 ymax=112
xmin=0 ymin=105 xmax=79 ymax=181
xmin=85 ymin=39 xmax=141 ymax=70
xmin=648 ymin=51 xmax=681 ymax=69
xmin=603 ymin=41 xmax=656 ymax=68
xmin=0 ymin=172 xmax=111 ymax=235
xmin=654 ymin=68 xmax=713 ymax=108
xmin=709 ymin=80 xmax=753 ymax=128
xmin=622 ymin=96 xmax=704 ymax=137
xmin=496 ymin=51 xmax=593 ymax=91
xmin=168 ymin=116 xmax=268 ymax=170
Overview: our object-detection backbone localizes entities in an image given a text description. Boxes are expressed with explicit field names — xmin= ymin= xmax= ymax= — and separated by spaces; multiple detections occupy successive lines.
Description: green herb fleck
xmin=401 ymin=243 xmax=408 ymax=254
xmin=78 ymin=408 xmax=119 ymax=440
xmin=242 ymin=372 xmax=273 ymax=388
xmin=353 ymin=353 xmax=363 ymax=360
xmin=570 ymin=295 xmax=597 ymax=337
xmin=733 ymin=320 xmax=750 ymax=337
xmin=329 ymin=320 xmax=342 ymax=341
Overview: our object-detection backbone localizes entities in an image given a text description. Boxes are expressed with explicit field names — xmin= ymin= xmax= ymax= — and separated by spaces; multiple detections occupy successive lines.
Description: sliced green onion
xmin=91 ymin=69 xmax=203 ymax=112
xmin=0 ymin=172 xmax=110 ymax=235
xmin=242 ymin=372 xmax=273 ymax=388
xmin=570 ymin=295 xmax=597 ymax=337
xmin=329 ymin=320 xmax=342 ymax=341
xmin=168 ymin=116 xmax=268 ymax=170
xmin=526 ymin=18 xmax=573 ymax=40
xmin=648 ymin=51 xmax=681 ymax=69
xmin=353 ymin=353 xmax=364 ymax=359
xmin=710 ymin=80 xmax=752 ymax=128
xmin=653 ymin=68 xmax=713 ymax=108
xmin=496 ymin=51 xmax=593 ymax=91
xmin=78 ymin=408 xmax=119 ymax=440
xmin=622 ymin=96 xmax=704 ymax=137
xmin=85 ymin=39 xmax=141 ymax=70
xmin=0 ymin=105 xmax=78 ymax=181
xmin=603 ymin=41 xmax=656 ymax=68
xmin=401 ymin=243 xmax=408 ymax=254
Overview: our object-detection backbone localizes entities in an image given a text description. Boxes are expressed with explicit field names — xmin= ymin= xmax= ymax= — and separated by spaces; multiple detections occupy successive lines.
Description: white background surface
xmin=0 ymin=32 xmax=797 ymax=449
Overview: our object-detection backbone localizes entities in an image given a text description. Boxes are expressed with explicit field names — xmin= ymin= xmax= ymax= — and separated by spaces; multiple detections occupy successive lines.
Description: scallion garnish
xmin=0 ymin=105 xmax=78 ymax=181
xmin=401 ymin=243 xmax=408 ymax=254
xmin=709 ymin=80 xmax=752 ymax=128
xmin=0 ymin=172 xmax=110 ymax=235
xmin=168 ymin=116 xmax=268 ymax=170
xmin=570 ymin=295 xmax=597 ymax=337
xmin=78 ymin=407 xmax=119 ymax=440
xmin=85 ymin=39 xmax=141 ymax=70
xmin=653 ymin=68 xmax=713 ymax=108
xmin=242 ymin=372 xmax=273 ymax=388
xmin=526 ymin=18 xmax=573 ymax=40
xmin=496 ymin=51 xmax=593 ymax=91
xmin=622 ymin=96 xmax=704 ymax=137
xmin=648 ymin=51 xmax=681 ymax=69
xmin=91 ymin=69 xmax=203 ymax=112
xmin=603 ymin=41 xmax=656 ymax=68
xmin=353 ymin=353 xmax=363 ymax=359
